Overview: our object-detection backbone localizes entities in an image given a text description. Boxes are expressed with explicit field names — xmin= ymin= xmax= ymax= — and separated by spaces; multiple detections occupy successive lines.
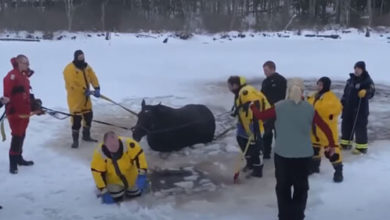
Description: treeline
xmin=0 ymin=0 xmax=389 ymax=33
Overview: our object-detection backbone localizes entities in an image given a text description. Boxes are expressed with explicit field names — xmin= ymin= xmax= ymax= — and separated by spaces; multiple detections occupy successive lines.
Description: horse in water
xmin=132 ymin=100 xmax=216 ymax=152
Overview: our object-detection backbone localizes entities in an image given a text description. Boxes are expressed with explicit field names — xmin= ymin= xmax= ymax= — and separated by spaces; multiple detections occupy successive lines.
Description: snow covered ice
xmin=0 ymin=30 xmax=389 ymax=219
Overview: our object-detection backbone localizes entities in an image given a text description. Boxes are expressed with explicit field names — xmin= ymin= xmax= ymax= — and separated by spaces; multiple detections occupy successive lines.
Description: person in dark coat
xmin=261 ymin=61 xmax=287 ymax=158
xmin=340 ymin=61 xmax=375 ymax=154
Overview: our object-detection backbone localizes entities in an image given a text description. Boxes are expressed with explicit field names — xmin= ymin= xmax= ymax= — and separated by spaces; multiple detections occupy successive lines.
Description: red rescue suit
xmin=3 ymin=58 xmax=31 ymax=142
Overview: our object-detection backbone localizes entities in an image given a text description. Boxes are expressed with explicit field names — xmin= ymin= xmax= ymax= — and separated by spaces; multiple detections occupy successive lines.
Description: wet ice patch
xmin=149 ymin=166 xmax=218 ymax=197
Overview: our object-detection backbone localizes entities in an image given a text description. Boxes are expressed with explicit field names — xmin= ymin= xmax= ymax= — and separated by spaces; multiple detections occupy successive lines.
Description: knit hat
xmin=74 ymin=50 xmax=84 ymax=61
xmin=354 ymin=61 xmax=366 ymax=71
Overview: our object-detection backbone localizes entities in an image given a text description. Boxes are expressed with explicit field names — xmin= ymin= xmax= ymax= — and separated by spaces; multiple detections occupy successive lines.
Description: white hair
xmin=286 ymin=78 xmax=304 ymax=104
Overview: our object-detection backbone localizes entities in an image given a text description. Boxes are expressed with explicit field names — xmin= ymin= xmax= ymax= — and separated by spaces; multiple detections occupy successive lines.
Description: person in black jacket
xmin=340 ymin=61 xmax=375 ymax=154
xmin=261 ymin=61 xmax=287 ymax=158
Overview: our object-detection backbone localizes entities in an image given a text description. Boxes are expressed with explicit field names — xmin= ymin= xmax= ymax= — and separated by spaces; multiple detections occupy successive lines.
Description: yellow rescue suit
xmin=63 ymin=62 xmax=99 ymax=114
xmin=235 ymin=77 xmax=270 ymax=137
xmin=307 ymin=91 xmax=343 ymax=164
xmin=90 ymin=137 xmax=147 ymax=191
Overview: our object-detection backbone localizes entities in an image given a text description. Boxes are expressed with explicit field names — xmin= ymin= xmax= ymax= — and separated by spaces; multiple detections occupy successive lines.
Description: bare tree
xmin=338 ymin=0 xmax=351 ymax=26
xmin=64 ymin=0 xmax=74 ymax=31
xmin=367 ymin=0 xmax=373 ymax=26
xmin=309 ymin=0 xmax=317 ymax=18
xmin=1 ymin=0 xmax=390 ymax=32
xmin=379 ymin=0 xmax=385 ymax=16
xmin=101 ymin=0 xmax=110 ymax=31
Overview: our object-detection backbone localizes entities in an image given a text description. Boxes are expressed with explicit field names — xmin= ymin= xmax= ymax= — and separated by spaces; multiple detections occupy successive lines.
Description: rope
xmin=349 ymin=98 xmax=363 ymax=142
xmin=41 ymin=107 xmax=133 ymax=131
xmin=99 ymin=94 xmax=138 ymax=117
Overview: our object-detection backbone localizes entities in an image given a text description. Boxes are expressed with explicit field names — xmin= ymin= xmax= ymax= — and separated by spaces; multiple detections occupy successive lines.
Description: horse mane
xmin=142 ymin=104 xmax=175 ymax=119
xmin=145 ymin=104 xmax=180 ymax=128
xmin=155 ymin=104 xmax=175 ymax=113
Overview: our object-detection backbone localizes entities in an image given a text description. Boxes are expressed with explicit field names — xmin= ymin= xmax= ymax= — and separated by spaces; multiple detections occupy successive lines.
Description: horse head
xmin=132 ymin=99 xmax=156 ymax=141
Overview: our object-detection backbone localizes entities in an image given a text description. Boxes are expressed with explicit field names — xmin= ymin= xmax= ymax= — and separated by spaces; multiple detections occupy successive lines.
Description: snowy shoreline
xmin=1 ymin=27 xmax=390 ymax=42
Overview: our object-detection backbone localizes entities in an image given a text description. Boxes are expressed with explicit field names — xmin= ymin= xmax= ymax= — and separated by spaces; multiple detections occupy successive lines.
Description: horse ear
xmin=141 ymin=99 xmax=146 ymax=109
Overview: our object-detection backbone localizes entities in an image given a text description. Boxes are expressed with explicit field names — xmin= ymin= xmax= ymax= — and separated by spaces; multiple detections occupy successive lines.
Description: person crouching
xmin=91 ymin=131 xmax=148 ymax=204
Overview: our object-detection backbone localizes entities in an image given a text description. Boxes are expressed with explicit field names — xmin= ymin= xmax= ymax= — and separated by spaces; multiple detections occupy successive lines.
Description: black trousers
xmin=274 ymin=154 xmax=311 ymax=220
xmin=263 ymin=119 xmax=275 ymax=157
xmin=72 ymin=111 xmax=93 ymax=131
xmin=341 ymin=113 xmax=368 ymax=145
xmin=236 ymin=136 xmax=263 ymax=168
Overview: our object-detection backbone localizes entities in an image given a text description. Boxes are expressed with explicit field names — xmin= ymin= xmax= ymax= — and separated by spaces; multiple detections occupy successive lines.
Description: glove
xmin=93 ymin=88 xmax=100 ymax=98
xmin=325 ymin=147 xmax=335 ymax=157
xmin=136 ymin=174 xmax=147 ymax=191
xmin=101 ymin=192 xmax=115 ymax=204
xmin=34 ymin=99 xmax=42 ymax=109
xmin=0 ymin=97 xmax=9 ymax=105
xmin=84 ymin=89 xmax=92 ymax=96
xmin=358 ymin=89 xmax=367 ymax=98
xmin=31 ymin=98 xmax=43 ymax=113
xmin=35 ymin=108 xmax=45 ymax=116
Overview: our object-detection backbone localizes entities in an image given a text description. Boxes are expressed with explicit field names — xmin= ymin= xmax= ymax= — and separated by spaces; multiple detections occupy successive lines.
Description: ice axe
xmin=99 ymin=94 xmax=138 ymax=117
xmin=233 ymin=134 xmax=254 ymax=184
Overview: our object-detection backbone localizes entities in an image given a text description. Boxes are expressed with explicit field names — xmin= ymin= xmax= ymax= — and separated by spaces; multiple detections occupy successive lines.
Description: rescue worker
xmin=91 ymin=131 xmax=148 ymax=204
xmin=340 ymin=61 xmax=375 ymax=154
xmin=250 ymin=78 xmax=336 ymax=220
xmin=228 ymin=76 xmax=270 ymax=177
xmin=307 ymin=77 xmax=343 ymax=182
xmin=63 ymin=50 xmax=101 ymax=148
xmin=261 ymin=61 xmax=287 ymax=159
xmin=3 ymin=55 xmax=43 ymax=174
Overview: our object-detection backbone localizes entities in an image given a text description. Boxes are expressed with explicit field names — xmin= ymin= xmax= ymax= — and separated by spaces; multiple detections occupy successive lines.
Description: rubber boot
xmin=71 ymin=130 xmax=79 ymax=148
xmin=263 ymin=150 xmax=271 ymax=159
xmin=18 ymin=155 xmax=34 ymax=166
xmin=17 ymin=136 xmax=34 ymax=166
xmin=341 ymin=144 xmax=352 ymax=150
xmin=9 ymin=154 xmax=18 ymax=174
xmin=352 ymin=148 xmax=367 ymax=155
xmin=251 ymin=164 xmax=263 ymax=178
xmin=333 ymin=163 xmax=343 ymax=183
xmin=82 ymin=127 xmax=97 ymax=142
